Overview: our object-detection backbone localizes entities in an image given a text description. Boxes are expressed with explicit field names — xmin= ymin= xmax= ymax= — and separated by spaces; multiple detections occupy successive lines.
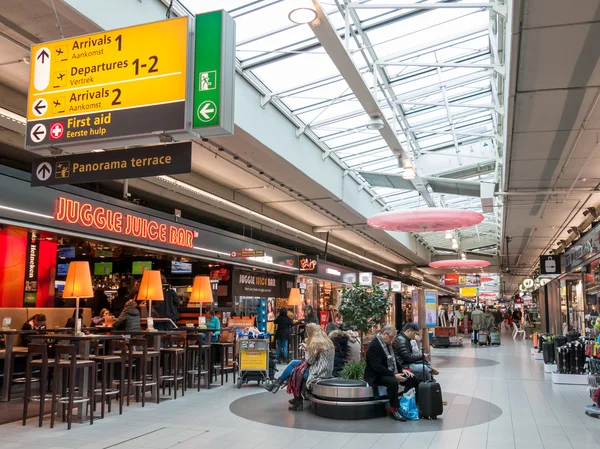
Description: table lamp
xmin=189 ymin=276 xmax=213 ymax=323
xmin=137 ymin=270 xmax=164 ymax=331
xmin=287 ymin=288 xmax=302 ymax=317
xmin=63 ymin=261 xmax=94 ymax=336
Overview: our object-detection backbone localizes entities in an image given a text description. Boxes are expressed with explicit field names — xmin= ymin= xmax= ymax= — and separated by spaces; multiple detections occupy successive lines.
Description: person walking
xmin=274 ymin=308 xmax=293 ymax=363
xmin=471 ymin=306 xmax=484 ymax=343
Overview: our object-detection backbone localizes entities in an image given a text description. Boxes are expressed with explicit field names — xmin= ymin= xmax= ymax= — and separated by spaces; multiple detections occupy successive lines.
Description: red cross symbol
xmin=49 ymin=122 xmax=64 ymax=140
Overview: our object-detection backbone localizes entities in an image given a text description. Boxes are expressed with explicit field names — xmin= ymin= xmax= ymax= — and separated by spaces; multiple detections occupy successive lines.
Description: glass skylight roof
xmin=179 ymin=0 xmax=505 ymax=257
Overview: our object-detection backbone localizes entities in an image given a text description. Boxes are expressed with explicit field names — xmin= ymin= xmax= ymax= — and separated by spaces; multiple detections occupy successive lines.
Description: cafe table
xmin=110 ymin=329 xmax=186 ymax=351
xmin=26 ymin=333 xmax=125 ymax=421
xmin=0 ymin=330 xmax=41 ymax=402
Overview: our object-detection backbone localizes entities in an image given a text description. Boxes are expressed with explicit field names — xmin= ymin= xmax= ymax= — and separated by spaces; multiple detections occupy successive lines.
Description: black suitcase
xmin=554 ymin=335 xmax=567 ymax=351
xmin=417 ymin=350 xmax=443 ymax=419
xmin=566 ymin=331 xmax=581 ymax=342
xmin=573 ymin=341 xmax=585 ymax=374
xmin=557 ymin=345 xmax=569 ymax=374
xmin=431 ymin=336 xmax=450 ymax=348
xmin=418 ymin=379 xmax=443 ymax=419
xmin=543 ymin=341 xmax=555 ymax=364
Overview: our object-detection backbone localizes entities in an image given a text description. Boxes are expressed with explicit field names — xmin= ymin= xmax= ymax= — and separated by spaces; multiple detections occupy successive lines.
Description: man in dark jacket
xmin=393 ymin=323 xmax=425 ymax=368
xmin=112 ymin=300 xmax=141 ymax=332
xmin=111 ymin=287 xmax=129 ymax=317
xmin=364 ymin=324 xmax=419 ymax=422
xmin=87 ymin=289 xmax=110 ymax=317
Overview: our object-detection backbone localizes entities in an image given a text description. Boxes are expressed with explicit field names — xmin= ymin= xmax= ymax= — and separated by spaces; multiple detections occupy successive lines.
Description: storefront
xmin=0 ymin=166 xmax=300 ymax=308
xmin=296 ymin=256 xmax=358 ymax=324
xmin=542 ymin=220 xmax=600 ymax=335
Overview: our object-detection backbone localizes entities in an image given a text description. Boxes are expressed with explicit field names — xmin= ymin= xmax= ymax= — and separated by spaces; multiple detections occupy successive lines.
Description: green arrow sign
xmin=190 ymin=10 xmax=235 ymax=137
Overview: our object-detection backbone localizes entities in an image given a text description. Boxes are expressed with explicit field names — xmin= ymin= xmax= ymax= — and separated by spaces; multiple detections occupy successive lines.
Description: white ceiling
xmin=502 ymin=0 xmax=600 ymax=294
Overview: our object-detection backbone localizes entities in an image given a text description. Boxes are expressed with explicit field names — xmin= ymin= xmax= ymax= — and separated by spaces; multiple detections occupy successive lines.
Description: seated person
xmin=22 ymin=314 xmax=47 ymax=331
xmin=203 ymin=308 xmax=220 ymax=343
xmin=65 ymin=309 xmax=84 ymax=329
xmin=112 ymin=300 xmax=141 ymax=332
xmin=263 ymin=323 xmax=334 ymax=411
xmin=364 ymin=324 xmax=419 ymax=422
xmin=393 ymin=323 xmax=439 ymax=377
xmin=327 ymin=323 xmax=350 ymax=378
xmin=92 ymin=308 xmax=113 ymax=326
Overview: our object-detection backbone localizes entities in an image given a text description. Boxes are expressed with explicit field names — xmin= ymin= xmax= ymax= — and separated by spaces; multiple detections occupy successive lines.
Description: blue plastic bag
xmin=399 ymin=388 xmax=419 ymax=420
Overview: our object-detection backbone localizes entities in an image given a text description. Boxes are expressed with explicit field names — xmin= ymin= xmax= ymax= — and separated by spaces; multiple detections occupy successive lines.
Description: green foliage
xmin=341 ymin=361 xmax=366 ymax=380
xmin=339 ymin=282 xmax=391 ymax=335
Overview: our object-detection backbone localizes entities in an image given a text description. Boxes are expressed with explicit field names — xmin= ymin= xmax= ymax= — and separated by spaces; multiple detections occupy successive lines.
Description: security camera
xmin=504 ymin=267 xmax=511 ymax=273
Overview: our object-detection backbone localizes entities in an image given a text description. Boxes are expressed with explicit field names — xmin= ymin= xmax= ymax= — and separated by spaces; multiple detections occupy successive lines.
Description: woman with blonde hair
xmin=263 ymin=323 xmax=334 ymax=411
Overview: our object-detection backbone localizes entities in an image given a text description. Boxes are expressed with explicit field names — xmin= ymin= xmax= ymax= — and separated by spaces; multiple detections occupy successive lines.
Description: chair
xmin=186 ymin=333 xmax=211 ymax=391
xmin=160 ymin=334 xmax=186 ymax=399
xmin=512 ymin=322 xmax=525 ymax=340
xmin=22 ymin=343 xmax=52 ymax=427
xmin=52 ymin=345 xmax=96 ymax=430
xmin=90 ymin=340 xmax=126 ymax=418
xmin=211 ymin=339 xmax=237 ymax=386
xmin=124 ymin=337 xmax=160 ymax=407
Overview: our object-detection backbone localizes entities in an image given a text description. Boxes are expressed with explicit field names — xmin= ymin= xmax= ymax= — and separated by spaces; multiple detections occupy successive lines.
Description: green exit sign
xmin=190 ymin=10 xmax=235 ymax=137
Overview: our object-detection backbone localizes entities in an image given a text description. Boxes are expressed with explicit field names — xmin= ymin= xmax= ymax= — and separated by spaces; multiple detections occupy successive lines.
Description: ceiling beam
xmin=309 ymin=1 xmax=436 ymax=206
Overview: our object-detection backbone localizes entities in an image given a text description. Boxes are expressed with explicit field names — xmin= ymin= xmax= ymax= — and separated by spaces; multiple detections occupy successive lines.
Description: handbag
xmin=219 ymin=328 xmax=234 ymax=343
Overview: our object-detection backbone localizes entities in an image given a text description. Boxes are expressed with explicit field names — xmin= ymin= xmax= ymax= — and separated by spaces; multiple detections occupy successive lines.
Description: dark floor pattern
xmin=230 ymin=391 xmax=502 ymax=433
xmin=432 ymin=355 xmax=500 ymax=368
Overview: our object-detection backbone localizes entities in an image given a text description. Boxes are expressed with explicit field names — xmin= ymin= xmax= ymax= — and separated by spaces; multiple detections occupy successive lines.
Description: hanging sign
xmin=459 ymin=287 xmax=478 ymax=297
xmin=23 ymin=231 xmax=40 ymax=306
xmin=359 ymin=272 xmax=373 ymax=286
xmin=31 ymin=142 xmax=192 ymax=186
xmin=25 ymin=17 xmax=190 ymax=150
xmin=230 ymin=249 xmax=265 ymax=258
xmin=540 ymin=254 xmax=561 ymax=275
xmin=191 ymin=10 xmax=235 ymax=137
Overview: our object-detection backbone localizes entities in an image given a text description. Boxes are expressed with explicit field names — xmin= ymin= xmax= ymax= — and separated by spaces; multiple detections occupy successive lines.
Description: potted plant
xmin=341 ymin=361 xmax=366 ymax=380
xmin=339 ymin=282 xmax=391 ymax=355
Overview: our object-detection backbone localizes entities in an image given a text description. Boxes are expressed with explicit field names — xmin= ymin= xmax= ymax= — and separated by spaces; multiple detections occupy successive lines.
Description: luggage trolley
xmin=237 ymin=333 xmax=271 ymax=388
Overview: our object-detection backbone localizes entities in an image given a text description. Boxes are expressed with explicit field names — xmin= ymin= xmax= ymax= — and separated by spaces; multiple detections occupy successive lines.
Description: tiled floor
xmin=2 ymin=333 xmax=600 ymax=449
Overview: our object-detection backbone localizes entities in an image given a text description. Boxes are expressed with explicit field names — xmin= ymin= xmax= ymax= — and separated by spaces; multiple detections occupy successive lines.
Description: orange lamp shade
xmin=189 ymin=276 xmax=213 ymax=304
xmin=63 ymin=261 xmax=94 ymax=298
xmin=137 ymin=270 xmax=164 ymax=302
xmin=287 ymin=288 xmax=302 ymax=306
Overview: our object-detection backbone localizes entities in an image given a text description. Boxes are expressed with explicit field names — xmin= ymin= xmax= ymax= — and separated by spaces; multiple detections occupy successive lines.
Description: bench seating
xmin=309 ymin=378 xmax=388 ymax=420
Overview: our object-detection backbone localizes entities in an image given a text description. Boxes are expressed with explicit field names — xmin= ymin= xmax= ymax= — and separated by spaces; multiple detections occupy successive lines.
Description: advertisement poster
xmin=425 ymin=290 xmax=437 ymax=327
xmin=412 ymin=290 xmax=419 ymax=324
xmin=320 ymin=311 xmax=329 ymax=330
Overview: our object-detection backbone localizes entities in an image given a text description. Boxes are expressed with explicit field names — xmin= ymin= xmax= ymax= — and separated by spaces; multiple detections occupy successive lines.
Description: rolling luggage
xmin=542 ymin=341 xmax=555 ymax=364
xmin=431 ymin=336 xmax=451 ymax=348
xmin=557 ymin=345 xmax=569 ymax=374
xmin=554 ymin=335 xmax=567 ymax=355
xmin=478 ymin=332 xmax=489 ymax=346
xmin=566 ymin=331 xmax=581 ymax=343
xmin=572 ymin=341 xmax=586 ymax=374
xmin=490 ymin=331 xmax=501 ymax=346
xmin=417 ymin=350 xmax=443 ymax=419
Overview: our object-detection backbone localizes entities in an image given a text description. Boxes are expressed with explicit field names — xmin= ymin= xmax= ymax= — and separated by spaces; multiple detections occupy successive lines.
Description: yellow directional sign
xmin=26 ymin=17 xmax=189 ymax=148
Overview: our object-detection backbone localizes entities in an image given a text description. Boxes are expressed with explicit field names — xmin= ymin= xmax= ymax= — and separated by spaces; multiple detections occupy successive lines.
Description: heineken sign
xmin=190 ymin=10 xmax=235 ymax=137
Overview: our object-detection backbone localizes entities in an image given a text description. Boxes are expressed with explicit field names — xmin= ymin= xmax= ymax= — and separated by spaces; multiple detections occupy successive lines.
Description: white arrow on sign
xmin=197 ymin=100 xmax=217 ymax=122
xmin=34 ymin=47 xmax=51 ymax=92
xmin=36 ymin=162 xmax=53 ymax=181
xmin=32 ymin=98 xmax=48 ymax=117
xmin=30 ymin=124 xmax=47 ymax=143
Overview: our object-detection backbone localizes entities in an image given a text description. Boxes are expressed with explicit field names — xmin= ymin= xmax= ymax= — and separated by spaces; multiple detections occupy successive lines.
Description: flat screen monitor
xmin=171 ymin=261 xmax=192 ymax=274
xmin=132 ymin=261 xmax=152 ymax=275
xmin=57 ymin=246 xmax=76 ymax=259
xmin=94 ymin=262 xmax=113 ymax=276
xmin=57 ymin=263 xmax=70 ymax=277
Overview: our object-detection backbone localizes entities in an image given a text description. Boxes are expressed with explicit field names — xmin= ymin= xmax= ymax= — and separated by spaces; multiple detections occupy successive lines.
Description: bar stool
xmin=211 ymin=341 xmax=237 ymax=385
xmin=51 ymin=345 xmax=96 ymax=430
xmin=90 ymin=340 xmax=125 ymax=418
xmin=124 ymin=337 xmax=160 ymax=407
xmin=9 ymin=347 xmax=37 ymax=401
xmin=186 ymin=333 xmax=211 ymax=391
xmin=22 ymin=343 xmax=52 ymax=427
xmin=160 ymin=334 xmax=186 ymax=399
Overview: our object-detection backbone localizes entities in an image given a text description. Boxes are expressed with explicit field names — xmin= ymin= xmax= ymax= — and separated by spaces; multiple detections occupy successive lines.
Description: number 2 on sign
xmin=132 ymin=57 xmax=158 ymax=76
xmin=112 ymin=88 xmax=122 ymax=106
